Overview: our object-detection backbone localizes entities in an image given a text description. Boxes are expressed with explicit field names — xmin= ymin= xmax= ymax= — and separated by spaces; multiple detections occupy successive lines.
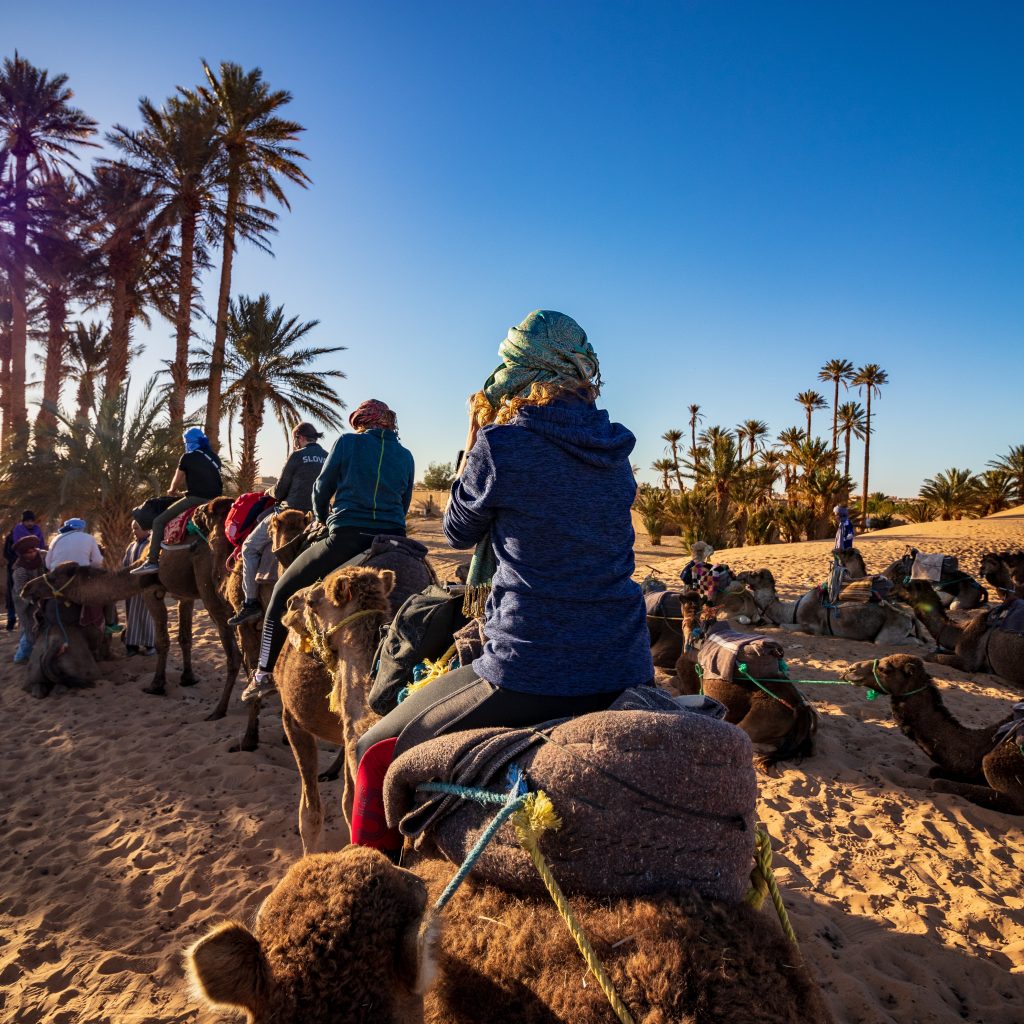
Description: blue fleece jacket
xmin=313 ymin=429 xmax=415 ymax=532
xmin=444 ymin=399 xmax=654 ymax=696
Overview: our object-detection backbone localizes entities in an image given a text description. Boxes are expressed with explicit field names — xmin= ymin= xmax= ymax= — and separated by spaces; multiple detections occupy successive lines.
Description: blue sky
xmin=9 ymin=1 xmax=1023 ymax=495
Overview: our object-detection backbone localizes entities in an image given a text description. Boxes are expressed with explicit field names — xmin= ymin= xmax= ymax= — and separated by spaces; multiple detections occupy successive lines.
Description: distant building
xmin=259 ymin=476 xmax=278 ymax=490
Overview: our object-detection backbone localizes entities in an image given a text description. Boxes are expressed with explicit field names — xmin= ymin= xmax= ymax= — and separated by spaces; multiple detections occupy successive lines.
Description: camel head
xmin=979 ymin=552 xmax=1021 ymax=596
xmin=20 ymin=561 xmax=137 ymax=605
xmin=191 ymin=496 xmax=233 ymax=539
xmin=842 ymin=654 xmax=933 ymax=698
xmin=891 ymin=579 xmax=947 ymax=620
xmin=269 ymin=509 xmax=313 ymax=568
xmin=835 ymin=547 xmax=867 ymax=577
xmin=188 ymin=846 xmax=440 ymax=1023
xmin=733 ymin=568 xmax=777 ymax=612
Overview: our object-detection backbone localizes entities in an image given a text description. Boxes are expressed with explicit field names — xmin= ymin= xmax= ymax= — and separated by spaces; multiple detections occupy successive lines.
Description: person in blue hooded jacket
xmin=348 ymin=310 xmax=654 ymax=857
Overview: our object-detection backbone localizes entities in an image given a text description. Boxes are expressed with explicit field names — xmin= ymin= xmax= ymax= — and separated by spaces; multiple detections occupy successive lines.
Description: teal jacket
xmin=313 ymin=429 xmax=415 ymax=532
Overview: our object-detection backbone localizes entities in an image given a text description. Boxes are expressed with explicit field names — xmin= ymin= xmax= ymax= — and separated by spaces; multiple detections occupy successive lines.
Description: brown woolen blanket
xmin=384 ymin=709 xmax=756 ymax=903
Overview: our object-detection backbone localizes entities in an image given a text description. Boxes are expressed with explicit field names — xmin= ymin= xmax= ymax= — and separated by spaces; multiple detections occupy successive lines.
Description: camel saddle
xmin=911 ymin=551 xmax=957 ymax=583
xmin=988 ymin=598 xmax=1024 ymax=636
xmin=697 ymin=622 xmax=785 ymax=682
xmin=838 ymin=576 xmax=894 ymax=604
xmin=384 ymin=704 xmax=756 ymax=904
xmin=163 ymin=507 xmax=199 ymax=547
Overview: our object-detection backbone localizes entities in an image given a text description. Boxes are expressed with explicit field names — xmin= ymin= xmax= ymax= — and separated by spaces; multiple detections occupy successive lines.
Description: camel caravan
xmin=13 ymin=311 xmax=1024 ymax=1023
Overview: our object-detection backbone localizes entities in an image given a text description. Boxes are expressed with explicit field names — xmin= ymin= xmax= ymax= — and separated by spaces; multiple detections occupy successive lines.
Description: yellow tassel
xmin=400 ymin=644 xmax=459 ymax=700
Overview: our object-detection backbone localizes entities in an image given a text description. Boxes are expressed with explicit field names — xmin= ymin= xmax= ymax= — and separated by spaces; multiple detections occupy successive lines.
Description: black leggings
xmin=258 ymin=525 xmax=404 ymax=673
xmin=356 ymin=663 xmax=624 ymax=763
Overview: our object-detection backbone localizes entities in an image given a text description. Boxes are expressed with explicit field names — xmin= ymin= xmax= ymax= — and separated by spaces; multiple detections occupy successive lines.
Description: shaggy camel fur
xmin=19 ymin=597 xmax=101 ymax=698
xmin=727 ymin=569 xmax=927 ymax=645
xmin=843 ymin=655 xmax=1024 ymax=814
xmin=894 ymin=579 xmax=1024 ymax=689
xmin=276 ymin=566 xmax=394 ymax=853
xmin=188 ymin=844 xmax=834 ymax=1024
xmin=880 ymin=549 xmax=987 ymax=610
xmin=980 ymin=550 xmax=1024 ymax=600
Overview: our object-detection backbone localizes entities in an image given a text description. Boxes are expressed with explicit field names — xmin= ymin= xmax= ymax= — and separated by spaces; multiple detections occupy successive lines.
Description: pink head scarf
xmin=349 ymin=399 xmax=397 ymax=432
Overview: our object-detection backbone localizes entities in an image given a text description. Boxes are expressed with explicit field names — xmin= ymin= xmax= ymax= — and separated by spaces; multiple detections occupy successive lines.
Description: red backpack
xmin=224 ymin=492 xmax=276 ymax=549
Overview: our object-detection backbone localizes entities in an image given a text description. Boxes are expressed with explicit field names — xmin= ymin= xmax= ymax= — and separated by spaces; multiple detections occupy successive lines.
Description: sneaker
xmin=142 ymin=646 xmax=157 ymax=656
xmin=105 ymin=622 xmax=125 ymax=635
xmin=228 ymin=601 xmax=263 ymax=627
xmin=240 ymin=671 xmax=276 ymax=703
xmin=131 ymin=562 xmax=161 ymax=576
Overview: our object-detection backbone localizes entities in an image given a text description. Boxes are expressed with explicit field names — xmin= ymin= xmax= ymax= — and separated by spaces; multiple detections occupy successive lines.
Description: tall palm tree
xmin=189 ymin=293 xmax=345 ymax=491
xmin=737 ymin=418 xmax=769 ymax=462
xmin=836 ymin=401 xmax=867 ymax=481
xmin=919 ymin=468 xmax=978 ymax=521
xmin=89 ymin=162 xmax=177 ymax=391
xmin=0 ymin=54 xmax=97 ymax=438
xmin=651 ymin=458 xmax=675 ymax=491
xmin=64 ymin=320 xmax=110 ymax=421
xmin=974 ymin=469 xmax=1014 ymax=517
xmin=687 ymin=403 xmax=704 ymax=463
xmin=661 ymin=428 xmax=685 ymax=490
xmin=988 ymin=444 xmax=1024 ymax=504
xmin=795 ymin=389 xmax=828 ymax=439
xmin=776 ymin=426 xmax=807 ymax=493
xmin=817 ymin=359 xmax=855 ymax=450
xmin=195 ymin=61 xmax=310 ymax=449
xmin=109 ymin=93 xmax=226 ymax=430
xmin=852 ymin=363 xmax=889 ymax=524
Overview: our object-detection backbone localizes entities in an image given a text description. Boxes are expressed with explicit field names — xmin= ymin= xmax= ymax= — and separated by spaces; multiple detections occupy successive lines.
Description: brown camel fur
xmin=648 ymin=587 xmax=759 ymax=669
xmin=834 ymin=546 xmax=868 ymax=579
xmin=188 ymin=844 xmax=834 ymax=1024
xmin=979 ymin=550 xmax=1024 ymax=600
xmin=20 ymin=598 xmax=101 ymax=698
xmin=843 ymin=655 xmax=1024 ymax=814
xmin=276 ymin=566 xmax=394 ymax=853
xmin=727 ymin=569 xmax=927 ymax=645
xmin=893 ymin=579 xmax=1024 ymax=689
xmin=880 ymin=548 xmax=987 ymax=610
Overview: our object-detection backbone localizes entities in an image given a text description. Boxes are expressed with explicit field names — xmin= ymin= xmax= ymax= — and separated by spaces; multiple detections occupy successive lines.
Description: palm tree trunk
xmin=205 ymin=163 xmax=241 ymax=449
xmin=861 ymin=392 xmax=872 ymax=524
xmin=843 ymin=431 xmax=851 ymax=480
xmin=34 ymin=288 xmax=67 ymax=443
xmin=169 ymin=208 xmax=197 ymax=430
xmin=105 ymin=273 xmax=132 ymax=392
xmin=831 ymin=381 xmax=839 ymax=450
xmin=0 ymin=345 xmax=10 ymax=448
xmin=96 ymin=503 xmax=133 ymax=570
xmin=10 ymin=151 xmax=29 ymax=439
xmin=237 ymin=391 xmax=264 ymax=493
xmin=75 ymin=376 xmax=91 ymax=423
xmin=806 ymin=408 xmax=812 ymax=438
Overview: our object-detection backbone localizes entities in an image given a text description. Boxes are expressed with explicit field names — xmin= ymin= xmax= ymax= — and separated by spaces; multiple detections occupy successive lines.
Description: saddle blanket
xmin=163 ymin=508 xmax=196 ymax=546
xmin=989 ymin=598 xmax=1024 ymax=636
xmin=911 ymin=552 xmax=954 ymax=582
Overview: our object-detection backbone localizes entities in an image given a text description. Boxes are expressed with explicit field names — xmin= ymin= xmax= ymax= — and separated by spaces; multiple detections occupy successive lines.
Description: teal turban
xmin=482 ymin=310 xmax=601 ymax=407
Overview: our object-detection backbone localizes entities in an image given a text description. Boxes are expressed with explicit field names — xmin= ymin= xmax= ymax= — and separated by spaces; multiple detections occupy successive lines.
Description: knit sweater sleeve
xmin=444 ymin=433 xmax=497 ymax=550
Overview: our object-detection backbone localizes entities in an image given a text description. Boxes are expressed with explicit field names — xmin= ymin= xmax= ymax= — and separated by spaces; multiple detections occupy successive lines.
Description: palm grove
xmin=0 ymin=54 xmax=346 ymax=561
xmin=639 ymin=360 xmax=1022 ymax=547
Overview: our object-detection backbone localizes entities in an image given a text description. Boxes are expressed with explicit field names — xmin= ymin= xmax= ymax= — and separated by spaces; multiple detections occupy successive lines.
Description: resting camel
xmin=20 ymin=597 xmax=102 ymax=698
xmin=833 ymin=546 xmax=868 ymax=579
xmin=727 ymin=569 xmax=927 ymax=645
xmin=647 ymin=582 xmax=758 ymax=669
xmin=893 ymin=579 xmax=1024 ymax=689
xmin=980 ymin=550 xmax=1024 ymax=600
xmin=843 ymin=655 xmax=1024 ymax=814
xmin=880 ymin=548 xmax=987 ymax=610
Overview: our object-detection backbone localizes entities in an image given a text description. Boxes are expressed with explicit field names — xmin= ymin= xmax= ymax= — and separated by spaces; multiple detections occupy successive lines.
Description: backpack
xmin=224 ymin=492 xmax=276 ymax=549
xmin=367 ymin=584 xmax=469 ymax=716
xmin=697 ymin=622 xmax=787 ymax=683
xmin=131 ymin=495 xmax=179 ymax=530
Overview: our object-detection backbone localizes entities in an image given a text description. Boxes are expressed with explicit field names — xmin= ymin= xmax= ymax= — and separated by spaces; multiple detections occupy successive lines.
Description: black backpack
xmin=131 ymin=495 xmax=179 ymax=530
xmin=367 ymin=584 xmax=469 ymax=716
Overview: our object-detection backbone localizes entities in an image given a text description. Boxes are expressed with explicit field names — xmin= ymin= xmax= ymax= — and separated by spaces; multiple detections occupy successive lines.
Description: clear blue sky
xmin=10 ymin=1 xmax=1023 ymax=495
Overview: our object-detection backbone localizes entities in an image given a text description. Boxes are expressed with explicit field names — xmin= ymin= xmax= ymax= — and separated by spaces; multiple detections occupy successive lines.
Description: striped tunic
xmin=123 ymin=538 xmax=156 ymax=648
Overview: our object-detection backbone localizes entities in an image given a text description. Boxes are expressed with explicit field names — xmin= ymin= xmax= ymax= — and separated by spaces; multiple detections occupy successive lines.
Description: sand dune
xmin=1 ymin=515 xmax=1023 ymax=1022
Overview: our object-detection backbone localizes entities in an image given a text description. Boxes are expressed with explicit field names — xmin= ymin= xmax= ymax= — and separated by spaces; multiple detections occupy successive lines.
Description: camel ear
xmin=377 ymin=569 xmax=397 ymax=596
xmin=324 ymin=574 xmax=352 ymax=607
xmin=187 ymin=921 xmax=267 ymax=1013
xmin=397 ymin=909 xmax=441 ymax=995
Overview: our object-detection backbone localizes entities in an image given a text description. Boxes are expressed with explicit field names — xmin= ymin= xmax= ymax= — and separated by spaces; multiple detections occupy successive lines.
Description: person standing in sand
xmin=122 ymin=522 xmax=156 ymax=656
xmin=11 ymin=535 xmax=46 ymax=663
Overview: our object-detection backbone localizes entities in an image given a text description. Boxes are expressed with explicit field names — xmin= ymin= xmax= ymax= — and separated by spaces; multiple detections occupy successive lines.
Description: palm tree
xmin=651 ymin=458 xmax=675 ymax=491
xmin=736 ymin=419 xmax=769 ymax=462
xmin=195 ymin=61 xmax=310 ymax=449
xmin=687 ymin=403 xmax=704 ymax=464
xmin=795 ymin=389 xmax=828 ymax=439
xmin=817 ymin=359 xmax=855 ymax=450
xmin=89 ymin=162 xmax=178 ymax=391
xmin=988 ymin=444 xmax=1024 ymax=504
xmin=836 ymin=401 xmax=867 ymax=481
xmin=189 ymin=293 xmax=345 ymax=491
xmin=661 ymin=428 xmax=685 ymax=490
xmin=776 ymin=426 xmax=807 ymax=493
xmin=0 ymin=54 xmax=97 ymax=438
xmin=851 ymin=364 xmax=889 ymax=524
xmin=919 ymin=468 xmax=978 ymax=521
xmin=974 ymin=469 xmax=1014 ymax=517
xmin=109 ymin=93 xmax=226 ymax=430
xmin=64 ymin=320 xmax=111 ymax=421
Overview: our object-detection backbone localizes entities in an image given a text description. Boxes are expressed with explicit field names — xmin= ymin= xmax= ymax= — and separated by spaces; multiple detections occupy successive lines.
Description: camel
xmin=980 ymin=550 xmax=1024 ymax=600
xmin=893 ymin=579 xmax=1024 ymax=689
xmin=21 ymin=598 xmax=102 ymax=698
xmin=842 ymin=655 xmax=1024 ymax=814
xmin=833 ymin=546 xmax=868 ymax=579
xmin=727 ymin=569 xmax=927 ymax=645
xmin=647 ymin=583 xmax=759 ymax=669
xmin=880 ymin=548 xmax=987 ymax=610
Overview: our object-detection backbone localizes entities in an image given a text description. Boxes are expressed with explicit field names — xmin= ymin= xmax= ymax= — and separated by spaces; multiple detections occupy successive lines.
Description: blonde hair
xmin=469 ymin=381 xmax=598 ymax=427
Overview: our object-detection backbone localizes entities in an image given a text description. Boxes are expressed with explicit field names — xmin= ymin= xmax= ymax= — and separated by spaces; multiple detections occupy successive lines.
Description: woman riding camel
xmin=241 ymin=400 xmax=414 ymax=701
xmin=350 ymin=309 xmax=654 ymax=858
xmin=132 ymin=428 xmax=223 ymax=575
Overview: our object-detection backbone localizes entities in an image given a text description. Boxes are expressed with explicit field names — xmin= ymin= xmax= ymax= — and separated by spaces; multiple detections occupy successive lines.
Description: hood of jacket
xmin=510 ymin=400 xmax=635 ymax=469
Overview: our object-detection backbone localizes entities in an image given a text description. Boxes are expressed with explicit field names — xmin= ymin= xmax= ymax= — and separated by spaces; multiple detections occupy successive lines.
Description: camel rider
xmin=46 ymin=519 xmax=122 ymax=634
xmin=229 ymin=422 xmax=329 ymax=627
xmin=834 ymin=505 xmax=855 ymax=552
xmin=348 ymin=310 xmax=654 ymax=858
xmin=132 ymin=428 xmax=223 ymax=575
xmin=241 ymin=400 xmax=415 ymax=702
xmin=680 ymin=540 xmax=714 ymax=590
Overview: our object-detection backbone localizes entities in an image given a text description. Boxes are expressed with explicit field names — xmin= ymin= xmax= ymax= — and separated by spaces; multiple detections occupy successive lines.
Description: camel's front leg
xmin=141 ymin=589 xmax=170 ymax=696
xmin=178 ymin=599 xmax=196 ymax=686
xmin=195 ymin=573 xmax=244 ymax=724
xmin=926 ymin=651 xmax=969 ymax=670
xmin=282 ymin=708 xmax=325 ymax=855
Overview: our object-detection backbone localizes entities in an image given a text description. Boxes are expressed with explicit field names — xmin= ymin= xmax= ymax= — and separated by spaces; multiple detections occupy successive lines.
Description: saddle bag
xmin=367 ymin=584 xmax=469 ymax=716
xmin=131 ymin=495 xmax=178 ymax=530
xmin=698 ymin=622 xmax=786 ymax=682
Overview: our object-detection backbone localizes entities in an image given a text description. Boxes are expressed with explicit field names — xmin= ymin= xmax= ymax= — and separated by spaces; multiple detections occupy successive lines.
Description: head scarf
xmin=482 ymin=310 xmax=601 ymax=408
xmin=183 ymin=427 xmax=212 ymax=454
xmin=13 ymin=534 xmax=42 ymax=569
xmin=59 ymin=518 xmax=86 ymax=534
xmin=834 ymin=505 xmax=849 ymax=518
xmin=349 ymin=400 xmax=396 ymax=432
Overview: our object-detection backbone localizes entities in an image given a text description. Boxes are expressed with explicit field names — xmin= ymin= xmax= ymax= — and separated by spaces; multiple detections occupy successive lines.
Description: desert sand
xmin=1 ymin=513 xmax=1023 ymax=1023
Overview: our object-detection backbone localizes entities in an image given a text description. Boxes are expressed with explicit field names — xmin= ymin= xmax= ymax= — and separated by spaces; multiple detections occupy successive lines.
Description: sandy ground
xmin=1 ymin=513 xmax=1023 ymax=1023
